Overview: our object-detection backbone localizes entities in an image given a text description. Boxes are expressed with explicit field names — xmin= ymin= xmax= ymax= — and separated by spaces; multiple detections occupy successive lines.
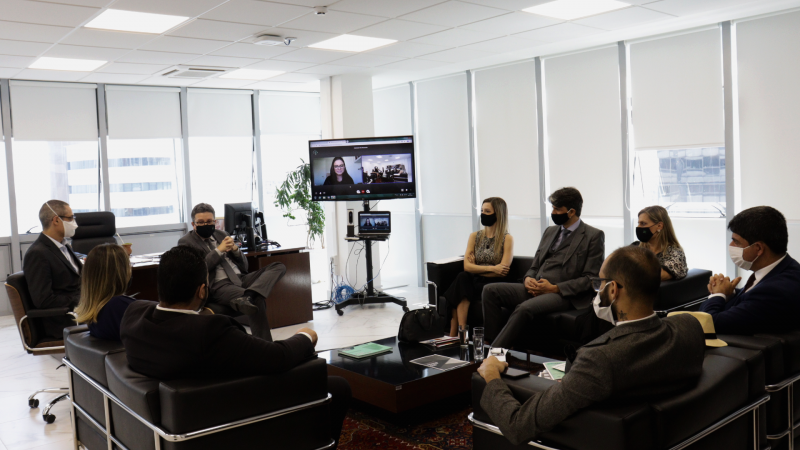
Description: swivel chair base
xmin=28 ymin=387 xmax=70 ymax=423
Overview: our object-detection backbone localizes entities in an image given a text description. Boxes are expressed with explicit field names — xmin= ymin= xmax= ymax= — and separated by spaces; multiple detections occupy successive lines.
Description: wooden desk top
xmin=130 ymin=246 xmax=306 ymax=270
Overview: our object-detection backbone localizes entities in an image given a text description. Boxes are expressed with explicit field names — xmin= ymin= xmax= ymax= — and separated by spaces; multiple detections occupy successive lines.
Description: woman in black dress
xmin=322 ymin=156 xmax=355 ymax=185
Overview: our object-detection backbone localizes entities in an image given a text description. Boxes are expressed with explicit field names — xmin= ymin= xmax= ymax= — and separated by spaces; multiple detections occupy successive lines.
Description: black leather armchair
xmin=64 ymin=329 xmax=335 ymax=450
xmin=72 ymin=211 xmax=117 ymax=255
xmin=470 ymin=353 xmax=767 ymax=450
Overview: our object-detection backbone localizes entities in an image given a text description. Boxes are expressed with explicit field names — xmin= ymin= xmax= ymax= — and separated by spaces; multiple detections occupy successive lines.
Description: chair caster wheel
xmin=29 ymin=399 xmax=39 ymax=408
xmin=402 ymin=306 xmax=409 ymax=312
xmin=43 ymin=414 xmax=55 ymax=424
xmin=336 ymin=309 xmax=343 ymax=316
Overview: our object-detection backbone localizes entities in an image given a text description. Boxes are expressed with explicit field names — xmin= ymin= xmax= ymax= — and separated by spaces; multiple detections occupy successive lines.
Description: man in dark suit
xmin=701 ymin=206 xmax=800 ymax=334
xmin=477 ymin=246 xmax=705 ymax=445
xmin=178 ymin=203 xmax=282 ymax=340
xmin=121 ymin=245 xmax=351 ymax=448
xmin=483 ymin=187 xmax=605 ymax=348
xmin=23 ymin=200 xmax=82 ymax=338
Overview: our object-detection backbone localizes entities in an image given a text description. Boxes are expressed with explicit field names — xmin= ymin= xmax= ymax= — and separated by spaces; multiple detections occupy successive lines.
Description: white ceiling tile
xmin=513 ymin=23 xmax=604 ymax=42
xmin=79 ymin=72 xmax=149 ymax=83
xmin=461 ymin=11 xmax=562 ymax=34
xmin=296 ymin=64 xmax=365 ymax=75
xmin=141 ymin=36 xmax=229 ymax=54
xmin=625 ymin=0 xmax=666 ymax=4
xmin=96 ymin=62 xmax=171 ymax=74
xmin=0 ymin=55 xmax=37 ymax=68
xmin=247 ymin=80 xmax=320 ymax=92
xmin=365 ymin=41 xmax=446 ymax=58
xmin=398 ymin=1 xmax=507 ymax=27
xmin=332 ymin=53 xmax=405 ymax=67
xmin=243 ymin=59 xmax=317 ymax=71
xmin=0 ymin=40 xmax=51 ymax=57
xmin=117 ymin=50 xmax=200 ymax=65
xmin=13 ymin=69 xmax=88 ymax=81
xmin=112 ymin=0 xmax=227 ymax=17
xmin=186 ymin=55 xmax=261 ymax=67
xmin=43 ymin=45 xmax=130 ymax=61
xmin=0 ymin=0 xmax=100 ymax=27
xmin=0 ymin=67 xmax=22 ymax=78
xmin=200 ymin=0 xmax=311 ymax=27
xmin=351 ymin=19 xmax=448 ymax=41
xmin=45 ymin=0 xmax=112 ymax=6
xmin=460 ymin=35 xmax=543 ymax=52
xmin=274 ymin=48 xmax=350 ymax=64
xmin=331 ymin=0 xmax=447 ymax=18
xmin=168 ymin=19 xmax=267 ymax=41
xmin=212 ymin=42 xmax=296 ymax=59
xmin=191 ymin=78 xmax=257 ymax=88
xmin=643 ymin=0 xmax=757 ymax=16
xmin=254 ymin=0 xmax=336 ymax=7
xmin=61 ymin=29 xmax=155 ymax=49
xmin=418 ymin=47 xmax=493 ymax=62
xmin=412 ymin=28 xmax=500 ymax=46
xmin=460 ymin=0 xmax=553 ymax=10
xmin=378 ymin=58 xmax=450 ymax=71
xmin=574 ymin=6 xmax=674 ymax=30
xmin=279 ymin=10 xmax=386 ymax=34
xmin=0 ymin=21 xmax=72 ymax=44
xmin=268 ymin=72 xmax=324 ymax=82
xmin=239 ymin=28 xmax=339 ymax=47
xmin=138 ymin=76 xmax=201 ymax=86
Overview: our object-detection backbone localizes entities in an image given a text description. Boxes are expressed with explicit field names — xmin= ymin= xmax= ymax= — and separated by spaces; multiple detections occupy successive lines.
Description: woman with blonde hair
xmin=633 ymin=205 xmax=688 ymax=280
xmin=444 ymin=197 xmax=514 ymax=337
xmin=75 ymin=244 xmax=137 ymax=340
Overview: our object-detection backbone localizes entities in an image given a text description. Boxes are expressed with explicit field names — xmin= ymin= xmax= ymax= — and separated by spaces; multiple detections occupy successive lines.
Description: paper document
xmin=544 ymin=362 xmax=566 ymax=380
xmin=410 ymin=354 xmax=470 ymax=372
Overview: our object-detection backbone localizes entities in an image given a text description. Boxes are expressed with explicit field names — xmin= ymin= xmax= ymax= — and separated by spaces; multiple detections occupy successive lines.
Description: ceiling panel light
xmin=309 ymin=35 xmax=397 ymax=53
xmin=523 ymin=0 xmax=630 ymax=20
xmin=30 ymin=57 xmax=107 ymax=71
xmin=219 ymin=69 xmax=284 ymax=80
xmin=85 ymin=9 xmax=190 ymax=34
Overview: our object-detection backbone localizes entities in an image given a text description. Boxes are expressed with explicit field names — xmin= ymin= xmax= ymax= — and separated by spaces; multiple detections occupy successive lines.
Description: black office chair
xmin=5 ymin=271 xmax=79 ymax=423
xmin=72 ymin=211 xmax=117 ymax=255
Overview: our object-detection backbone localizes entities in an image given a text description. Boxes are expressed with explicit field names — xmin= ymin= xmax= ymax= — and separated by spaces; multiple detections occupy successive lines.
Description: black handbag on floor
xmin=398 ymin=306 xmax=446 ymax=343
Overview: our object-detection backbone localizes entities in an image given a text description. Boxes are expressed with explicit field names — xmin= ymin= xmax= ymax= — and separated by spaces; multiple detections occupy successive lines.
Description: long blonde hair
xmin=75 ymin=244 xmax=131 ymax=324
xmin=638 ymin=205 xmax=681 ymax=252
xmin=483 ymin=197 xmax=509 ymax=259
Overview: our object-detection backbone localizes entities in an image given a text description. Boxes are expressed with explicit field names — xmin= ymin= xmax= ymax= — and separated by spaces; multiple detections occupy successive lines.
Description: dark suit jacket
xmin=178 ymin=230 xmax=248 ymax=279
xmin=23 ymin=233 xmax=82 ymax=310
xmin=525 ymin=221 xmax=605 ymax=309
xmin=700 ymin=255 xmax=800 ymax=335
xmin=481 ymin=314 xmax=705 ymax=445
xmin=120 ymin=300 xmax=315 ymax=380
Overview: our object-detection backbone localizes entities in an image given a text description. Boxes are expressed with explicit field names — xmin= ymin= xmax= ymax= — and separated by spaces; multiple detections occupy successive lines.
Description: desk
xmin=129 ymin=246 xmax=313 ymax=328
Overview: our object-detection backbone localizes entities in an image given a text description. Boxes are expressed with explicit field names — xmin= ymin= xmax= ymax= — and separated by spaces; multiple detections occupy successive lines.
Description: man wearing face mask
xmin=483 ymin=187 xmax=605 ymax=348
xmin=700 ymin=206 xmax=800 ymax=335
xmin=178 ymin=203 xmax=285 ymax=341
xmin=477 ymin=246 xmax=705 ymax=446
xmin=23 ymin=200 xmax=83 ymax=338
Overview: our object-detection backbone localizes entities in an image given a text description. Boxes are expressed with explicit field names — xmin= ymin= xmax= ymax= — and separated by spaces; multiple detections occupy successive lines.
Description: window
xmin=0 ymin=91 xmax=10 ymax=237
xmin=9 ymin=81 xmax=100 ymax=233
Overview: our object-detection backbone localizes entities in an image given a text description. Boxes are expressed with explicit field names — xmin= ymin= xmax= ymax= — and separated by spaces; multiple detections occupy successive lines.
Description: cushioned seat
xmin=656 ymin=268 xmax=712 ymax=311
xmin=71 ymin=211 xmax=117 ymax=255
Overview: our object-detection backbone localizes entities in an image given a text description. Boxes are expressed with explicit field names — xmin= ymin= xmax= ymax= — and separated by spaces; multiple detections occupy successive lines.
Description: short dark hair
xmin=157 ymin=245 xmax=208 ymax=306
xmin=728 ymin=206 xmax=788 ymax=254
xmin=549 ymin=187 xmax=583 ymax=216
xmin=191 ymin=203 xmax=215 ymax=222
xmin=603 ymin=246 xmax=661 ymax=304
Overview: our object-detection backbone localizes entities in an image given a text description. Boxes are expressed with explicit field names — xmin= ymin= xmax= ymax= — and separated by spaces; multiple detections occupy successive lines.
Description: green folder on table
xmin=339 ymin=342 xmax=393 ymax=359
xmin=543 ymin=362 xmax=566 ymax=380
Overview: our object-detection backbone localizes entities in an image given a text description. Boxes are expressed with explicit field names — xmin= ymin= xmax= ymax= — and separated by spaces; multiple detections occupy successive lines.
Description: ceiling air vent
xmin=159 ymin=65 xmax=230 ymax=79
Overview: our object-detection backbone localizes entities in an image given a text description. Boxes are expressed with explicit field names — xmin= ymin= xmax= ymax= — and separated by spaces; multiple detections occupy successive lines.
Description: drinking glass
xmin=473 ymin=327 xmax=485 ymax=362
xmin=458 ymin=325 xmax=469 ymax=348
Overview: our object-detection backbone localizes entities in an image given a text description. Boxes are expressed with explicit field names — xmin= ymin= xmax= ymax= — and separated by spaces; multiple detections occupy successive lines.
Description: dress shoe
xmin=230 ymin=297 xmax=258 ymax=315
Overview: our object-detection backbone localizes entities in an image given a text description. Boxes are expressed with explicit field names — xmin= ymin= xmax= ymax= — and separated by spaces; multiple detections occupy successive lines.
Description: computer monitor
xmin=224 ymin=202 xmax=252 ymax=235
xmin=308 ymin=136 xmax=416 ymax=202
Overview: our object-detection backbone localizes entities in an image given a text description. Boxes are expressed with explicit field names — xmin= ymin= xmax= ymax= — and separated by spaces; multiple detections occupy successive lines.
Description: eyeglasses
xmin=590 ymin=277 xmax=623 ymax=292
xmin=333 ymin=164 xmax=345 ymax=169
xmin=195 ymin=221 xmax=215 ymax=226
xmin=59 ymin=215 xmax=75 ymax=222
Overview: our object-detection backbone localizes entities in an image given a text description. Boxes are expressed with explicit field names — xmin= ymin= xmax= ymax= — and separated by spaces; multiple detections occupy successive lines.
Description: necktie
xmin=206 ymin=240 xmax=242 ymax=286
xmin=552 ymin=229 xmax=572 ymax=252
xmin=742 ymin=273 xmax=757 ymax=293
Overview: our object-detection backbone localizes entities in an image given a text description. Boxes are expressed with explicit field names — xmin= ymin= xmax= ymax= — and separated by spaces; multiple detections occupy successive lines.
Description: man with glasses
xmin=178 ymin=203 xmax=285 ymax=341
xmin=23 ymin=200 xmax=83 ymax=338
xmin=477 ymin=246 xmax=705 ymax=446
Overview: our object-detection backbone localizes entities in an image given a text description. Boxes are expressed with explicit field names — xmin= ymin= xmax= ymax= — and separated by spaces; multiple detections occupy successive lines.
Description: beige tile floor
xmin=0 ymin=285 xmax=427 ymax=450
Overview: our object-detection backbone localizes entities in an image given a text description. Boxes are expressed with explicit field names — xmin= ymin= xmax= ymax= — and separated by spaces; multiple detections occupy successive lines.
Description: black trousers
xmin=327 ymin=375 xmax=352 ymax=448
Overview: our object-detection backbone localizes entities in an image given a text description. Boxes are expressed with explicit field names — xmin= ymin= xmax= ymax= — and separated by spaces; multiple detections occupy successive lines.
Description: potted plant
xmin=274 ymin=159 xmax=325 ymax=248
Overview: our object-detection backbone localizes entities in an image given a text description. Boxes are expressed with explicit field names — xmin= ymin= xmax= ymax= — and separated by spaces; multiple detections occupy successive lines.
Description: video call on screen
xmin=360 ymin=213 xmax=390 ymax=232
xmin=309 ymin=136 xmax=416 ymax=201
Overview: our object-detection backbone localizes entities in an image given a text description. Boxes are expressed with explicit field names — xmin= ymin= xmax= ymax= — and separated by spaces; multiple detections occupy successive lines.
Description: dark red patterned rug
xmin=338 ymin=407 xmax=473 ymax=450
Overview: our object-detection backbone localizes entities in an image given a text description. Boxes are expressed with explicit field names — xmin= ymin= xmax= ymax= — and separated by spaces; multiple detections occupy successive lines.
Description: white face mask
xmin=46 ymin=202 xmax=78 ymax=238
xmin=593 ymin=283 xmax=616 ymax=326
xmin=728 ymin=244 xmax=759 ymax=271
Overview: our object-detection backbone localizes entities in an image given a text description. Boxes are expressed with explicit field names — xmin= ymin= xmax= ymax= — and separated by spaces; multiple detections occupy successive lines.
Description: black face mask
xmin=636 ymin=226 xmax=655 ymax=243
xmin=480 ymin=213 xmax=497 ymax=227
xmin=551 ymin=211 xmax=570 ymax=226
xmin=195 ymin=224 xmax=215 ymax=239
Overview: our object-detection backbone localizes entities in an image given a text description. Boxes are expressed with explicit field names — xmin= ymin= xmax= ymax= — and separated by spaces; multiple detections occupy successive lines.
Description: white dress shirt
xmin=615 ymin=312 xmax=657 ymax=327
xmin=207 ymin=236 xmax=242 ymax=283
xmin=45 ymin=234 xmax=79 ymax=273
xmin=709 ymin=254 xmax=788 ymax=300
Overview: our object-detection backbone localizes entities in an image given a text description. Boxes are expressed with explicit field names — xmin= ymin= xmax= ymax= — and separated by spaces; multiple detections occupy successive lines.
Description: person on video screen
xmin=323 ymin=157 xmax=355 ymax=185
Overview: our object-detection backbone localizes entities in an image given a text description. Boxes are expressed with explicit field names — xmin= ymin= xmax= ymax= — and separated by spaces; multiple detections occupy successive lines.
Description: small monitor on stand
xmin=224 ymin=202 xmax=254 ymax=250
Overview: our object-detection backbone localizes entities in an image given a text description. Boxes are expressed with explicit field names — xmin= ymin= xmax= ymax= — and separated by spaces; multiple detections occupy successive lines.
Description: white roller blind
xmin=631 ymin=29 xmax=724 ymax=149
xmin=416 ymin=73 xmax=471 ymax=215
xmin=738 ymin=11 xmax=800 ymax=219
xmin=545 ymin=46 xmax=622 ymax=217
xmin=106 ymin=86 xmax=181 ymax=139
xmin=373 ymin=84 xmax=412 ymax=137
xmin=260 ymin=91 xmax=320 ymax=135
xmin=188 ymin=88 xmax=253 ymax=137
xmin=474 ymin=61 xmax=538 ymax=217
xmin=10 ymin=81 xmax=98 ymax=141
